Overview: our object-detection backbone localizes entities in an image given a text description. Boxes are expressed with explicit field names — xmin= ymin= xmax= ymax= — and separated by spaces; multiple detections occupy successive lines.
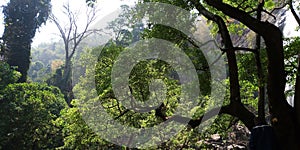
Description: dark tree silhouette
xmin=1 ymin=0 xmax=51 ymax=82
xmin=142 ymin=0 xmax=300 ymax=149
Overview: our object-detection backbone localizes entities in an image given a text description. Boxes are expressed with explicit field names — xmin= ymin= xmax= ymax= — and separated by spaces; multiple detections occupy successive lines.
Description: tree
xmin=288 ymin=0 xmax=300 ymax=139
xmin=49 ymin=1 xmax=99 ymax=105
xmin=0 ymin=61 xmax=21 ymax=90
xmin=0 ymin=83 xmax=66 ymax=149
xmin=30 ymin=0 xmax=300 ymax=148
xmin=106 ymin=5 xmax=144 ymax=46
xmin=55 ymin=100 xmax=121 ymax=149
xmin=1 ymin=0 xmax=51 ymax=82
xmin=139 ymin=0 xmax=300 ymax=149
xmin=70 ymin=8 xmax=227 ymax=147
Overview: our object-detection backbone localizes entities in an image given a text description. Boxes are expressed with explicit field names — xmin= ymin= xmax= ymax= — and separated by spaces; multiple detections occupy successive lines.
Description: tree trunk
xmin=61 ymin=59 xmax=74 ymax=106
xmin=2 ymin=0 xmax=50 ymax=83
xmin=5 ymin=43 xmax=30 ymax=83
xmin=263 ymin=27 xmax=299 ymax=149
xmin=202 ymin=0 xmax=300 ymax=148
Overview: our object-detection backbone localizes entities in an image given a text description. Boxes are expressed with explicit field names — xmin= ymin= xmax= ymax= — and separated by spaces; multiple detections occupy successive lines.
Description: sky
xmin=0 ymin=0 xmax=137 ymax=47
xmin=0 ymin=0 xmax=299 ymax=47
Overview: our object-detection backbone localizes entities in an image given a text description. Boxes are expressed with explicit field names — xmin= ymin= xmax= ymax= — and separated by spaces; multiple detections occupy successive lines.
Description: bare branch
xmin=262 ymin=9 xmax=276 ymax=21
xmin=51 ymin=1 xmax=100 ymax=62
xmin=221 ymin=47 xmax=257 ymax=53
xmin=271 ymin=2 xmax=288 ymax=14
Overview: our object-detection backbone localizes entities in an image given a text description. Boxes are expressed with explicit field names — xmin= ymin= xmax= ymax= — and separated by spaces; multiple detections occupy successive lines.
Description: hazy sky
xmin=0 ymin=0 xmax=136 ymax=47
xmin=0 ymin=0 xmax=299 ymax=47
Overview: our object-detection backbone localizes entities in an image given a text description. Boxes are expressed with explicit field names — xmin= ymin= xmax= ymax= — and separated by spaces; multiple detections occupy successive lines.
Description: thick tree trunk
xmin=2 ymin=0 xmax=49 ymax=83
xmin=263 ymin=27 xmax=298 ymax=149
xmin=290 ymin=0 xmax=300 ymax=140
xmin=5 ymin=43 xmax=30 ymax=83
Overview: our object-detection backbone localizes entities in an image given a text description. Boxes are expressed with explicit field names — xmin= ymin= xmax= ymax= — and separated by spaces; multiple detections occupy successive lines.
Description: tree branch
xmin=203 ymin=0 xmax=288 ymax=117
xmin=289 ymin=0 xmax=300 ymax=26
xmin=190 ymin=0 xmax=241 ymax=104
xmin=201 ymin=1 xmax=299 ymax=148
xmin=155 ymin=102 xmax=255 ymax=130
xmin=221 ymin=47 xmax=257 ymax=53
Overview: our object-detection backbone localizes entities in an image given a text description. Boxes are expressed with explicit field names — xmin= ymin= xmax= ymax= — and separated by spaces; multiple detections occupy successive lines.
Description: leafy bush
xmin=0 ymin=61 xmax=21 ymax=90
xmin=55 ymin=100 xmax=120 ymax=149
xmin=0 ymin=83 xmax=67 ymax=149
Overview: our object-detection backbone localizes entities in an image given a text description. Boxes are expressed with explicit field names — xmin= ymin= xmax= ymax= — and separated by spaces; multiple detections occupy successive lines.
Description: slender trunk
xmin=255 ymin=1 xmax=266 ymax=124
xmin=191 ymin=0 xmax=255 ymax=129
xmin=62 ymin=58 xmax=74 ymax=106
xmin=255 ymin=50 xmax=266 ymax=124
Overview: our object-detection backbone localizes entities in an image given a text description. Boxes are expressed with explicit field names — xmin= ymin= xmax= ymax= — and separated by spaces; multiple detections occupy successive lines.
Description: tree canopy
xmin=1 ymin=0 xmax=51 ymax=82
xmin=1 ymin=0 xmax=300 ymax=149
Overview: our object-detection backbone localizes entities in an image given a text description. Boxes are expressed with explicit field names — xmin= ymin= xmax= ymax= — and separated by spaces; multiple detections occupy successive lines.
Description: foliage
xmin=0 ymin=83 xmax=66 ymax=149
xmin=0 ymin=61 xmax=21 ymax=90
xmin=31 ymin=42 xmax=65 ymax=68
xmin=69 ymin=38 xmax=228 ymax=149
xmin=2 ymin=0 xmax=51 ymax=82
xmin=106 ymin=4 xmax=145 ymax=46
xmin=55 ymin=100 xmax=122 ymax=149
xmin=66 ymin=3 xmax=242 ymax=148
xmin=1 ymin=0 xmax=300 ymax=149
xmin=284 ymin=37 xmax=300 ymax=97
xmin=28 ymin=38 xmax=100 ymax=82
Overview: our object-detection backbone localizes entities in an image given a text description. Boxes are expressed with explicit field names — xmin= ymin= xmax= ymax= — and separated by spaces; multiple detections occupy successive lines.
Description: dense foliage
xmin=0 ymin=62 xmax=21 ymax=90
xmin=1 ymin=0 xmax=300 ymax=149
xmin=1 ymin=0 xmax=51 ymax=82
xmin=0 ymin=82 xmax=66 ymax=149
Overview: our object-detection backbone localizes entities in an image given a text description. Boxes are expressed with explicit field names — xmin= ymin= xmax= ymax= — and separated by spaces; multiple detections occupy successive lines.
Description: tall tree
xmin=141 ymin=0 xmax=300 ymax=149
xmin=1 ymin=0 xmax=51 ymax=82
xmin=49 ymin=1 xmax=99 ymax=105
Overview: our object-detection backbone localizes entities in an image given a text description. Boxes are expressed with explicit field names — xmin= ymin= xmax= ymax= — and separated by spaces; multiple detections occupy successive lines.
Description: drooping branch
xmin=193 ymin=4 xmax=257 ymax=129
xmin=186 ymin=102 xmax=255 ymax=129
xmin=151 ymin=0 xmax=257 ymax=130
